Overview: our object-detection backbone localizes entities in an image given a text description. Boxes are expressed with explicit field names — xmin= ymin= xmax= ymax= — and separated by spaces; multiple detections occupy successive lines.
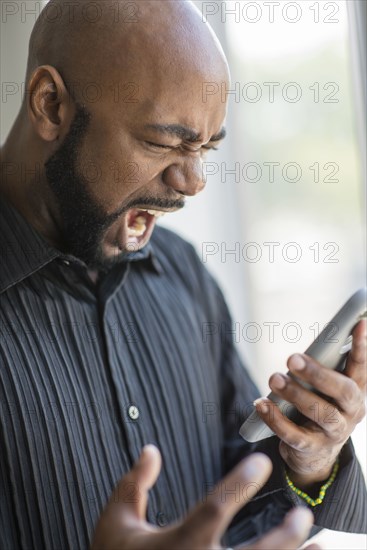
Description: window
xmin=165 ymin=1 xmax=366 ymax=546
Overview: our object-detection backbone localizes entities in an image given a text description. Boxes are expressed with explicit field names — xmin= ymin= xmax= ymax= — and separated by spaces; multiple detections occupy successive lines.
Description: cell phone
xmin=239 ymin=287 xmax=367 ymax=443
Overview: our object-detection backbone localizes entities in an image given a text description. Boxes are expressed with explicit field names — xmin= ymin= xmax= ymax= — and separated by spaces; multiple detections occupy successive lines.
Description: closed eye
xmin=145 ymin=141 xmax=173 ymax=150
xmin=145 ymin=141 xmax=219 ymax=152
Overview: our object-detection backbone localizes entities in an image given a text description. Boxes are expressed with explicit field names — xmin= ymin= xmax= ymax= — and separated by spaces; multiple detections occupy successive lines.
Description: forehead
xmin=98 ymin=66 xmax=229 ymax=140
xmin=84 ymin=6 xmax=230 ymax=136
xmin=76 ymin=0 xmax=230 ymax=134
xmin=140 ymin=97 xmax=227 ymax=138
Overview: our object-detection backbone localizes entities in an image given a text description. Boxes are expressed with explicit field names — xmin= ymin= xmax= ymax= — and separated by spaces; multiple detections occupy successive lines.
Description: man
xmin=0 ymin=1 xmax=366 ymax=549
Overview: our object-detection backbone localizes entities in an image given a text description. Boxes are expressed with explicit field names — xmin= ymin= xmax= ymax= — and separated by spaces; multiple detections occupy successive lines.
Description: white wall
xmin=1 ymin=1 xmax=44 ymax=141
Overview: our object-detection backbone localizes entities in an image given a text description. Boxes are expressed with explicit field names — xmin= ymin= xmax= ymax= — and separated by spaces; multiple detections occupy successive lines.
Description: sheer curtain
xmin=193 ymin=1 xmax=366 ymax=548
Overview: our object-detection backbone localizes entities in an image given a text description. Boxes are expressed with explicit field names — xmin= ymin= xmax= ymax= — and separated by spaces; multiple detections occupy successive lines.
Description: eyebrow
xmin=144 ymin=124 xmax=226 ymax=143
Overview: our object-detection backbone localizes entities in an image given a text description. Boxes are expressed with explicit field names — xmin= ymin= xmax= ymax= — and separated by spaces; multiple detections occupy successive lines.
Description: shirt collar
xmin=0 ymin=195 xmax=162 ymax=295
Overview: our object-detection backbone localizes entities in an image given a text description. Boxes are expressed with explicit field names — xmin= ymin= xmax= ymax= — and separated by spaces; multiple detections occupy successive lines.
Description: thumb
xmin=91 ymin=446 xmax=162 ymax=550
xmin=112 ymin=444 xmax=162 ymax=519
xmin=182 ymin=452 xmax=272 ymax=546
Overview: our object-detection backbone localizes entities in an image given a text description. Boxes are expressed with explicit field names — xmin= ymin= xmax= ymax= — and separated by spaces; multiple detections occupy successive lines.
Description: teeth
xmin=128 ymin=226 xmax=145 ymax=237
xmin=127 ymin=212 xmax=148 ymax=238
xmin=148 ymin=209 xmax=165 ymax=217
xmin=127 ymin=208 xmax=166 ymax=239
xmin=138 ymin=208 xmax=166 ymax=218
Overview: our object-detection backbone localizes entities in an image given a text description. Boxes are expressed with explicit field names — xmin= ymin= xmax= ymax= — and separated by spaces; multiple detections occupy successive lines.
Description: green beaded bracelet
xmin=285 ymin=458 xmax=339 ymax=507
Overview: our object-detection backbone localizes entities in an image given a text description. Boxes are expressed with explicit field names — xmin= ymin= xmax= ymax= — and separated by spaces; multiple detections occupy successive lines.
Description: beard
xmin=44 ymin=105 xmax=183 ymax=273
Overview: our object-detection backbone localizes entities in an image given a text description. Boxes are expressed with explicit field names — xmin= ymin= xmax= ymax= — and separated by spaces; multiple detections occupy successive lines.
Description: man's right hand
xmin=91 ymin=445 xmax=320 ymax=550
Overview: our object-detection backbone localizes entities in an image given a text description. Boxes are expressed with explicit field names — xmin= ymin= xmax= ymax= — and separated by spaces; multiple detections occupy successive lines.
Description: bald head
xmin=2 ymin=0 xmax=230 ymax=270
xmin=26 ymin=0 xmax=228 ymax=101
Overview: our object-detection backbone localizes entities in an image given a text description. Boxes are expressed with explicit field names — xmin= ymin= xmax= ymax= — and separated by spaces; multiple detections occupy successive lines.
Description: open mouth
xmin=126 ymin=207 xmax=166 ymax=238
xmin=104 ymin=204 xmax=181 ymax=256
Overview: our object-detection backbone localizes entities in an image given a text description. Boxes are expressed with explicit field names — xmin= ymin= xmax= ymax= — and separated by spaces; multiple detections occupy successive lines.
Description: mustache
xmin=108 ymin=196 xmax=186 ymax=226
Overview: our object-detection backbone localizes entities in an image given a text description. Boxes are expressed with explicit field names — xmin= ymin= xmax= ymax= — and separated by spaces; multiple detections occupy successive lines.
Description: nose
xmin=162 ymin=156 xmax=206 ymax=196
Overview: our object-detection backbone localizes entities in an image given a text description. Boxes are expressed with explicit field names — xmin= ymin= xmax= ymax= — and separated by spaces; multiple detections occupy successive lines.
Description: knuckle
xmin=288 ymin=435 xmax=311 ymax=452
xmin=341 ymin=378 xmax=359 ymax=402
xmin=275 ymin=422 xmax=309 ymax=451
xmin=310 ymin=365 xmax=328 ymax=386
xmin=295 ymin=439 xmax=311 ymax=452
xmin=326 ymin=415 xmax=347 ymax=440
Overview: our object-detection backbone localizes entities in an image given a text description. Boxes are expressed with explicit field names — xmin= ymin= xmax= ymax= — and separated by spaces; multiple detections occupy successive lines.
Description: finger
xmin=110 ymin=444 xmax=162 ymax=519
xmin=268 ymin=373 xmax=347 ymax=439
xmin=286 ymin=353 xmax=362 ymax=416
xmin=345 ymin=319 xmax=367 ymax=389
xmin=254 ymin=398 xmax=316 ymax=452
xmin=182 ymin=453 xmax=272 ymax=546
xmin=243 ymin=507 xmax=314 ymax=550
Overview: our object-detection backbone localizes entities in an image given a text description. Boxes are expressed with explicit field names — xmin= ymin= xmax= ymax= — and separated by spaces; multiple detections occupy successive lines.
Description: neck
xmin=0 ymin=118 xmax=62 ymax=249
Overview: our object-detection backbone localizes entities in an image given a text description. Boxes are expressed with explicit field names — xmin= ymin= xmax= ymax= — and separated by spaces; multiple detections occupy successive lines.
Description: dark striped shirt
xmin=0 ymin=195 xmax=366 ymax=549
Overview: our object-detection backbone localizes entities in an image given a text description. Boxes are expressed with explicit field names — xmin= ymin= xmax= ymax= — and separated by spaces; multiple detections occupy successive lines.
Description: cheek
xmin=76 ymin=134 xmax=151 ymax=212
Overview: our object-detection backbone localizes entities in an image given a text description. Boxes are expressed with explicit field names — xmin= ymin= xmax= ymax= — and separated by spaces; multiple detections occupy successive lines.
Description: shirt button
xmin=156 ymin=512 xmax=168 ymax=527
xmin=128 ymin=405 xmax=139 ymax=420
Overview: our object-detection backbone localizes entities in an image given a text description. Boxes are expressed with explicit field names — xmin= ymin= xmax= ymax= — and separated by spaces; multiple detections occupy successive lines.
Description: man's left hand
xmin=255 ymin=319 xmax=367 ymax=489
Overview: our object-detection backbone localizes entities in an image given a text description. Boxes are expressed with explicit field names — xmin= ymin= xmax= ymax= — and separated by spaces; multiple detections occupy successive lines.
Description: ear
xmin=27 ymin=65 xmax=74 ymax=142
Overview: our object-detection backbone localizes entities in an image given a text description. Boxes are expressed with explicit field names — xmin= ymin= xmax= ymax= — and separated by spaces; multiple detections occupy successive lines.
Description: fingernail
xmin=272 ymin=373 xmax=287 ymax=389
xmin=243 ymin=453 xmax=271 ymax=479
xmin=290 ymin=354 xmax=306 ymax=371
xmin=253 ymin=398 xmax=263 ymax=406
xmin=140 ymin=444 xmax=158 ymax=460
xmin=143 ymin=444 xmax=158 ymax=452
